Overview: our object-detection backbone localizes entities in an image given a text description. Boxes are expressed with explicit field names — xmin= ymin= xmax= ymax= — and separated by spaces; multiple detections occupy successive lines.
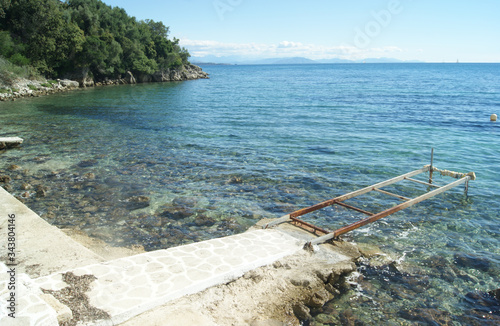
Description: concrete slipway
xmin=0 ymin=186 xmax=361 ymax=325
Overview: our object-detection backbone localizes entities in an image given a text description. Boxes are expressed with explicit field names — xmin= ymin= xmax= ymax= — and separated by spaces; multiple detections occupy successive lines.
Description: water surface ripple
xmin=1 ymin=63 xmax=499 ymax=324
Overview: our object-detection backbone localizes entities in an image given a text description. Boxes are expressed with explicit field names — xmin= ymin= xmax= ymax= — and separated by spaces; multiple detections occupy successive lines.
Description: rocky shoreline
xmin=0 ymin=63 xmax=208 ymax=101
xmin=0 ymin=78 xmax=81 ymax=101
xmin=1 ymin=156 xmax=499 ymax=324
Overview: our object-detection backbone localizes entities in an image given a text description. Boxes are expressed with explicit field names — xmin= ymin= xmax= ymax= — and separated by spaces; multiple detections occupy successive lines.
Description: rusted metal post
xmin=290 ymin=217 xmax=330 ymax=235
xmin=429 ymin=148 xmax=434 ymax=184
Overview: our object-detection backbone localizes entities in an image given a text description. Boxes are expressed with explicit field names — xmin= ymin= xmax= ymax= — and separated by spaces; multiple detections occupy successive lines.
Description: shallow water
xmin=1 ymin=63 xmax=499 ymax=324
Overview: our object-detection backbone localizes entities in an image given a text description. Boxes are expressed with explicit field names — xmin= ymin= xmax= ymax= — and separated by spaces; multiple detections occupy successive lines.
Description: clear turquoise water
xmin=1 ymin=63 xmax=499 ymax=323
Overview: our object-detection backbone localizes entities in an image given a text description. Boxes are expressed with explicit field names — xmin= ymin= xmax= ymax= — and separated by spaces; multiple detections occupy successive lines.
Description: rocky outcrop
xmin=59 ymin=80 xmax=80 ymax=88
xmin=0 ymin=78 xmax=81 ymax=101
xmin=125 ymin=71 xmax=136 ymax=84
xmin=62 ymin=67 xmax=94 ymax=88
xmin=68 ymin=64 xmax=208 ymax=87
xmin=136 ymin=64 xmax=209 ymax=83
xmin=0 ymin=64 xmax=208 ymax=101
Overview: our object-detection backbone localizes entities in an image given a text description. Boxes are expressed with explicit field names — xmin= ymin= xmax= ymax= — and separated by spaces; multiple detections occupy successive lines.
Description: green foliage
xmin=9 ymin=52 xmax=30 ymax=66
xmin=0 ymin=30 xmax=29 ymax=65
xmin=0 ymin=0 xmax=190 ymax=80
xmin=1 ymin=0 xmax=86 ymax=76
xmin=0 ymin=0 xmax=11 ymax=19
xmin=40 ymin=82 xmax=51 ymax=87
xmin=0 ymin=55 xmax=40 ymax=85
xmin=27 ymin=84 xmax=38 ymax=90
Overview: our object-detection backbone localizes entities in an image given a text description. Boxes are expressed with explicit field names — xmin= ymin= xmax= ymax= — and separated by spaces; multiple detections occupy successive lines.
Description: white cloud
xmin=278 ymin=41 xmax=303 ymax=48
xmin=180 ymin=38 xmax=404 ymax=61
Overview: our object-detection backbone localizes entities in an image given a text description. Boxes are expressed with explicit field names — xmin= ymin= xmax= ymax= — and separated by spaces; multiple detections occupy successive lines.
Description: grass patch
xmin=27 ymin=84 xmax=38 ymax=91
xmin=40 ymin=82 xmax=51 ymax=87
xmin=0 ymin=88 xmax=10 ymax=94
xmin=0 ymin=56 xmax=42 ymax=86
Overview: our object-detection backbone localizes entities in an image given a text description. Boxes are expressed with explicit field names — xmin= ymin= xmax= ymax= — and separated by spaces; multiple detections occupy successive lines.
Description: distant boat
xmin=456 ymin=59 xmax=459 ymax=63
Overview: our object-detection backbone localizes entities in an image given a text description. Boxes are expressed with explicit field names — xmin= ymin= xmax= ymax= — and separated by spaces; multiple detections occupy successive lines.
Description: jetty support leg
xmin=429 ymin=148 xmax=434 ymax=184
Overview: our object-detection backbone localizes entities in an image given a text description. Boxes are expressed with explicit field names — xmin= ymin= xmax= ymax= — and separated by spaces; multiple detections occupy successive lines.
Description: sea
xmin=1 ymin=63 xmax=499 ymax=324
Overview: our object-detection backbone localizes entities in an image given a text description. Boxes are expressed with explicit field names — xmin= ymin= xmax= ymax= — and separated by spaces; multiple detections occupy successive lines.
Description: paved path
xmin=36 ymin=229 xmax=303 ymax=325
xmin=1 ymin=221 xmax=304 ymax=325
xmin=0 ymin=187 xmax=103 ymax=325
xmin=0 ymin=185 xmax=306 ymax=325
xmin=0 ymin=187 xmax=104 ymax=276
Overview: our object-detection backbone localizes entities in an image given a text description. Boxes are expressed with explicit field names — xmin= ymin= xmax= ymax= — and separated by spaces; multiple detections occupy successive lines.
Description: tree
xmin=2 ymin=0 xmax=85 ymax=76
xmin=0 ymin=31 xmax=29 ymax=65
xmin=0 ymin=0 xmax=191 ymax=79
xmin=0 ymin=0 xmax=11 ymax=19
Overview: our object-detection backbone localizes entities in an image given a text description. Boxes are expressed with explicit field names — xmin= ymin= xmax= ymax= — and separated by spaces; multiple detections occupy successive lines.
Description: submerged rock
xmin=193 ymin=214 xmax=216 ymax=227
xmin=464 ymin=291 xmax=500 ymax=312
xmin=306 ymin=288 xmax=333 ymax=309
xmin=33 ymin=156 xmax=51 ymax=164
xmin=454 ymin=253 xmax=491 ymax=272
xmin=83 ymin=172 xmax=96 ymax=180
xmin=339 ymin=309 xmax=364 ymax=326
xmin=292 ymin=302 xmax=311 ymax=321
xmin=399 ymin=308 xmax=454 ymax=325
xmin=159 ymin=207 xmax=192 ymax=220
xmin=78 ymin=159 xmax=98 ymax=168
xmin=8 ymin=164 xmax=21 ymax=171
xmin=459 ymin=290 xmax=500 ymax=325
xmin=217 ymin=218 xmax=246 ymax=233
xmin=82 ymin=206 xmax=98 ymax=213
xmin=21 ymin=183 xmax=32 ymax=190
xmin=314 ymin=313 xmax=341 ymax=325
xmin=172 ymin=196 xmax=204 ymax=208
xmin=35 ymin=185 xmax=48 ymax=197
xmin=226 ymin=175 xmax=243 ymax=184
xmin=125 ymin=196 xmax=150 ymax=210
xmin=0 ymin=175 xmax=11 ymax=183
xmin=489 ymin=289 xmax=500 ymax=302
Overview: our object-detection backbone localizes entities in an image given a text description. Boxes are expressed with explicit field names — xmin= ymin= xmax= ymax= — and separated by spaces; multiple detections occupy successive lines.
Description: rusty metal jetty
xmin=264 ymin=150 xmax=475 ymax=248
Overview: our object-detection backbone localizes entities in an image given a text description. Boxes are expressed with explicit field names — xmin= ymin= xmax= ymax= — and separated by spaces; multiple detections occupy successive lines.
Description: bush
xmin=9 ymin=53 xmax=30 ymax=66
xmin=0 ymin=56 xmax=42 ymax=85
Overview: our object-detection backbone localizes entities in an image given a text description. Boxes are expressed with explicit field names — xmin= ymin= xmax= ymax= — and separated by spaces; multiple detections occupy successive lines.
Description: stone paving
xmin=0 ymin=262 xmax=60 ymax=326
xmin=0 ymin=186 xmax=103 ymax=325
xmin=1 ymin=228 xmax=304 ymax=325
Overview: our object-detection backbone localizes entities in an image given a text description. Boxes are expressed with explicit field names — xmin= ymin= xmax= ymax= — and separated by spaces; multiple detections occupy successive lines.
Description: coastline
xmin=0 ymin=185 xmax=362 ymax=325
xmin=1 ymin=62 xmax=499 ymax=325
xmin=0 ymin=63 xmax=209 ymax=102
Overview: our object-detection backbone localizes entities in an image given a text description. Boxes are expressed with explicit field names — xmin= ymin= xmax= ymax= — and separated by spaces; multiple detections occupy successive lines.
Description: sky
xmin=101 ymin=0 xmax=500 ymax=63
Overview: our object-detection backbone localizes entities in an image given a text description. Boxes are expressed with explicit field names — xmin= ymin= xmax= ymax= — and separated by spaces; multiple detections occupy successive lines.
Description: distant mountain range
xmin=191 ymin=56 xmax=424 ymax=65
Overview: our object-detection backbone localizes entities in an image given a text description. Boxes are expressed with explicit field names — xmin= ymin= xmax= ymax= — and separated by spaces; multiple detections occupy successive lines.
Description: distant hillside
xmin=250 ymin=57 xmax=317 ymax=65
xmin=191 ymin=56 xmax=424 ymax=65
